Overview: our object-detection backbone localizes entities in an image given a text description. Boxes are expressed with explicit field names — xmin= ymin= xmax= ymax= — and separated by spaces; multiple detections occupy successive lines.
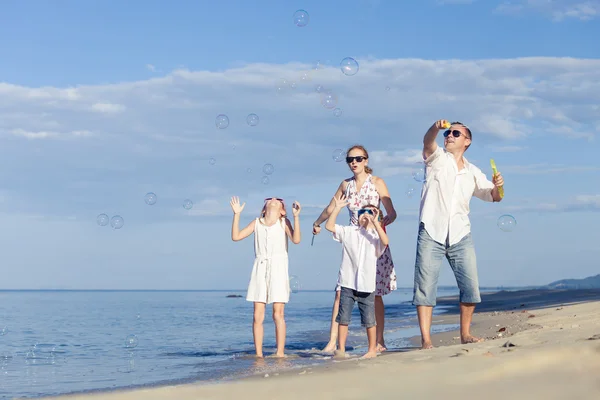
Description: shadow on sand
xmin=436 ymin=288 xmax=600 ymax=314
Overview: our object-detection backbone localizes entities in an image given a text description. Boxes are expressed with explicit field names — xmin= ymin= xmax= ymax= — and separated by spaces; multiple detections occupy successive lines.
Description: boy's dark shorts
xmin=335 ymin=286 xmax=376 ymax=328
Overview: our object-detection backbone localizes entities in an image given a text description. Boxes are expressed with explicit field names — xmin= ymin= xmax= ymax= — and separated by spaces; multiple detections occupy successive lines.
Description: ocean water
xmin=0 ymin=289 xmax=462 ymax=399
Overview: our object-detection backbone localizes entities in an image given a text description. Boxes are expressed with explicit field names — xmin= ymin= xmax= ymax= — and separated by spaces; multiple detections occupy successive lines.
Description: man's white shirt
xmin=419 ymin=146 xmax=495 ymax=246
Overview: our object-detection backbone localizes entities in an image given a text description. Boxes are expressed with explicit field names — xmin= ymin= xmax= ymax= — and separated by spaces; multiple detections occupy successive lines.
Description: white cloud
xmin=495 ymin=0 xmax=600 ymax=21
xmin=501 ymin=194 xmax=600 ymax=213
xmin=487 ymin=145 xmax=527 ymax=152
xmin=146 ymin=64 xmax=156 ymax=72
xmin=1 ymin=56 xmax=600 ymax=220
xmin=90 ymin=102 xmax=126 ymax=113
xmin=501 ymin=163 xmax=600 ymax=174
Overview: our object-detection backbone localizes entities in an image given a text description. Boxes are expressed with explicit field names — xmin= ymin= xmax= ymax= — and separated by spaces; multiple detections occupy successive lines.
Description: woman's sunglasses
xmin=346 ymin=156 xmax=367 ymax=163
xmin=264 ymin=197 xmax=284 ymax=202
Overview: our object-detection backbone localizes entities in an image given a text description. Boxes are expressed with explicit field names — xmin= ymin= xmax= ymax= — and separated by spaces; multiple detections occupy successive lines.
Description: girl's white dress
xmin=246 ymin=217 xmax=290 ymax=304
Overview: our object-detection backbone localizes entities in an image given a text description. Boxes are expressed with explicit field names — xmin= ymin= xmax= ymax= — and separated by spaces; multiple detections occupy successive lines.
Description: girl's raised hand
xmin=292 ymin=201 xmax=301 ymax=216
xmin=230 ymin=196 xmax=245 ymax=214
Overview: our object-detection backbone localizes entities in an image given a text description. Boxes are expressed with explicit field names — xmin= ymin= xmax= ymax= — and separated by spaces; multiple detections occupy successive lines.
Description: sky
xmin=0 ymin=0 xmax=599 ymax=290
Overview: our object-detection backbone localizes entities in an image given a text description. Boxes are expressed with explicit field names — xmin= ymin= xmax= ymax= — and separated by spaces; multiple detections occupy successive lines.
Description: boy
xmin=325 ymin=194 xmax=389 ymax=359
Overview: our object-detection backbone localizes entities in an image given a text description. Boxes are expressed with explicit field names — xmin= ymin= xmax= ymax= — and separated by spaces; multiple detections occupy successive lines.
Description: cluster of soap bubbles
xmin=96 ymin=213 xmax=124 ymax=229
xmin=144 ymin=192 xmax=194 ymax=210
xmin=216 ymin=113 xmax=259 ymax=130
xmin=290 ymin=275 xmax=301 ymax=293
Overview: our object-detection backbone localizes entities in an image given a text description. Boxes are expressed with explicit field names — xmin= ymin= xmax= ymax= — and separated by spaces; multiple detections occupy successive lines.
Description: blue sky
xmin=0 ymin=0 xmax=599 ymax=290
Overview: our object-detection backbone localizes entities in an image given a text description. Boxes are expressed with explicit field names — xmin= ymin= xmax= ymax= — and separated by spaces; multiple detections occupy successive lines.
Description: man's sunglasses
xmin=346 ymin=156 xmax=367 ymax=163
xmin=357 ymin=208 xmax=374 ymax=217
xmin=443 ymin=130 xmax=464 ymax=138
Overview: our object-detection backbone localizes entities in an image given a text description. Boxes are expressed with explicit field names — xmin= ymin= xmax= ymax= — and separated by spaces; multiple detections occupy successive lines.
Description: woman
xmin=312 ymin=145 xmax=398 ymax=353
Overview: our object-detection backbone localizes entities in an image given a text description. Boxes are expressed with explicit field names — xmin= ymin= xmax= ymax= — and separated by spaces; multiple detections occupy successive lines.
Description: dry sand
xmin=38 ymin=289 xmax=600 ymax=400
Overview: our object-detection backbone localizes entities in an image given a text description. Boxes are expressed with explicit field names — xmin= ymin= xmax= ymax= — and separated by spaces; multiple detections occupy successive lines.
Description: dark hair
xmin=346 ymin=145 xmax=372 ymax=174
xmin=451 ymin=121 xmax=472 ymax=149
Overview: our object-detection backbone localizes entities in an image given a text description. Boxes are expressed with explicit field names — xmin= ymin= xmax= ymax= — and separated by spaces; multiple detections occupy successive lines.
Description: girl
xmin=230 ymin=196 xmax=301 ymax=358
xmin=312 ymin=145 xmax=398 ymax=353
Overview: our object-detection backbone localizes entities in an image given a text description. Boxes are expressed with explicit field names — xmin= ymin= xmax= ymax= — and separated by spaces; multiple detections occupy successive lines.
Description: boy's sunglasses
xmin=346 ymin=156 xmax=367 ymax=163
xmin=357 ymin=208 xmax=374 ymax=217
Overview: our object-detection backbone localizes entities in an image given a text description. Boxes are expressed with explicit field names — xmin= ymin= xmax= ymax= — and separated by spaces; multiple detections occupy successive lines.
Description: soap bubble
xmin=247 ymin=113 xmax=259 ymax=126
xmin=315 ymin=84 xmax=324 ymax=93
xmin=262 ymin=163 xmax=274 ymax=175
xmin=321 ymin=92 xmax=338 ymax=109
xmin=290 ymin=275 xmax=302 ymax=293
xmin=300 ymin=72 xmax=311 ymax=82
xmin=406 ymin=186 xmax=416 ymax=198
xmin=209 ymin=157 xmax=216 ymax=165
xmin=276 ymin=79 xmax=289 ymax=95
xmin=290 ymin=81 xmax=297 ymax=89
xmin=385 ymin=86 xmax=391 ymax=91
xmin=412 ymin=162 xmax=426 ymax=183
xmin=340 ymin=57 xmax=359 ymax=76
xmin=124 ymin=334 xmax=138 ymax=349
xmin=261 ymin=176 xmax=270 ymax=185
xmin=215 ymin=114 xmax=229 ymax=129
xmin=293 ymin=9 xmax=309 ymax=27
xmin=110 ymin=215 xmax=124 ymax=229
xmin=144 ymin=192 xmax=157 ymax=205
xmin=183 ymin=199 xmax=193 ymax=210
xmin=97 ymin=214 xmax=109 ymax=226
xmin=333 ymin=108 xmax=342 ymax=117
xmin=497 ymin=215 xmax=516 ymax=232
xmin=332 ymin=149 xmax=345 ymax=162
xmin=246 ymin=168 xmax=252 ymax=173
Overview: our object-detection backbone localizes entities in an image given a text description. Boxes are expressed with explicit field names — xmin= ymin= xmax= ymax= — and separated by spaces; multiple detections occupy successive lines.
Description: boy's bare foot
xmin=359 ymin=350 xmax=378 ymax=359
xmin=333 ymin=350 xmax=346 ymax=359
xmin=421 ymin=340 xmax=433 ymax=350
xmin=376 ymin=343 xmax=387 ymax=352
xmin=322 ymin=341 xmax=337 ymax=353
xmin=461 ymin=335 xmax=484 ymax=344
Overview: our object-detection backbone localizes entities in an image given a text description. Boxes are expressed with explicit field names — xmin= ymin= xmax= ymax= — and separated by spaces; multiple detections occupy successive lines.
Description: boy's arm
xmin=373 ymin=220 xmax=389 ymax=246
xmin=325 ymin=207 xmax=342 ymax=233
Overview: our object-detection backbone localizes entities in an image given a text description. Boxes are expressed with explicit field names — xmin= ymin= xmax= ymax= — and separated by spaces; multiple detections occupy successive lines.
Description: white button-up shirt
xmin=333 ymin=225 xmax=386 ymax=293
xmin=419 ymin=146 xmax=495 ymax=246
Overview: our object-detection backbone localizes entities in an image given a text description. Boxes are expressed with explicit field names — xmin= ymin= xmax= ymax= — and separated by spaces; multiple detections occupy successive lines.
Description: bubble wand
xmin=490 ymin=159 xmax=504 ymax=198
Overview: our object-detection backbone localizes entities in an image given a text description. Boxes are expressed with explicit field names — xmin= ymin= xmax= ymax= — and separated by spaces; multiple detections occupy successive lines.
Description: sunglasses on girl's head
xmin=357 ymin=208 xmax=374 ymax=217
xmin=346 ymin=156 xmax=367 ymax=163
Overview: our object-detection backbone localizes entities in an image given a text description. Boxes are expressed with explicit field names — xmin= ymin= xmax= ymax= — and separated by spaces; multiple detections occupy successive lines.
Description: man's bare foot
xmin=376 ymin=343 xmax=387 ymax=352
xmin=421 ymin=340 xmax=433 ymax=350
xmin=322 ymin=341 xmax=337 ymax=353
xmin=333 ymin=349 xmax=346 ymax=359
xmin=461 ymin=335 xmax=484 ymax=344
xmin=359 ymin=350 xmax=378 ymax=359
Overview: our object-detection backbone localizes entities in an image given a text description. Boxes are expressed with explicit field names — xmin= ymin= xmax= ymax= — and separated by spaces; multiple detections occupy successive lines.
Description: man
xmin=413 ymin=120 xmax=504 ymax=349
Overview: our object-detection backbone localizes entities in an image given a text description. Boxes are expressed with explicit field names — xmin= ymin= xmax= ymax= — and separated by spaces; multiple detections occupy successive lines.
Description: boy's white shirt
xmin=333 ymin=224 xmax=386 ymax=293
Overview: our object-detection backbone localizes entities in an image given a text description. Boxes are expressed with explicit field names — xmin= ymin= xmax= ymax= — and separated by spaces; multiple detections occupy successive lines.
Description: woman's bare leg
xmin=322 ymin=290 xmax=341 ymax=352
xmin=272 ymin=302 xmax=286 ymax=357
xmin=253 ymin=302 xmax=266 ymax=357
xmin=375 ymin=295 xmax=386 ymax=352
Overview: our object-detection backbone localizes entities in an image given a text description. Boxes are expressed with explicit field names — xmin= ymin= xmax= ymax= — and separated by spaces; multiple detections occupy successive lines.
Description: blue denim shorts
xmin=412 ymin=223 xmax=481 ymax=306
xmin=336 ymin=286 xmax=376 ymax=328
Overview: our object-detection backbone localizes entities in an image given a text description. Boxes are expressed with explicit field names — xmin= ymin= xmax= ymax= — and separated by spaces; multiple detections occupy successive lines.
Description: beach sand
xmin=38 ymin=289 xmax=600 ymax=400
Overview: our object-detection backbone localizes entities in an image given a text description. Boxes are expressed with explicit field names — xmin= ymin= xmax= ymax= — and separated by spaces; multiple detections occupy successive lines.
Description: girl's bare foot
xmin=333 ymin=349 xmax=346 ymax=359
xmin=376 ymin=343 xmax=387 ymax=352
xmin=359 ymin=350 xmax=378 ymax=359
xmin=322 ymin=341 xmax=337 ymax=353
